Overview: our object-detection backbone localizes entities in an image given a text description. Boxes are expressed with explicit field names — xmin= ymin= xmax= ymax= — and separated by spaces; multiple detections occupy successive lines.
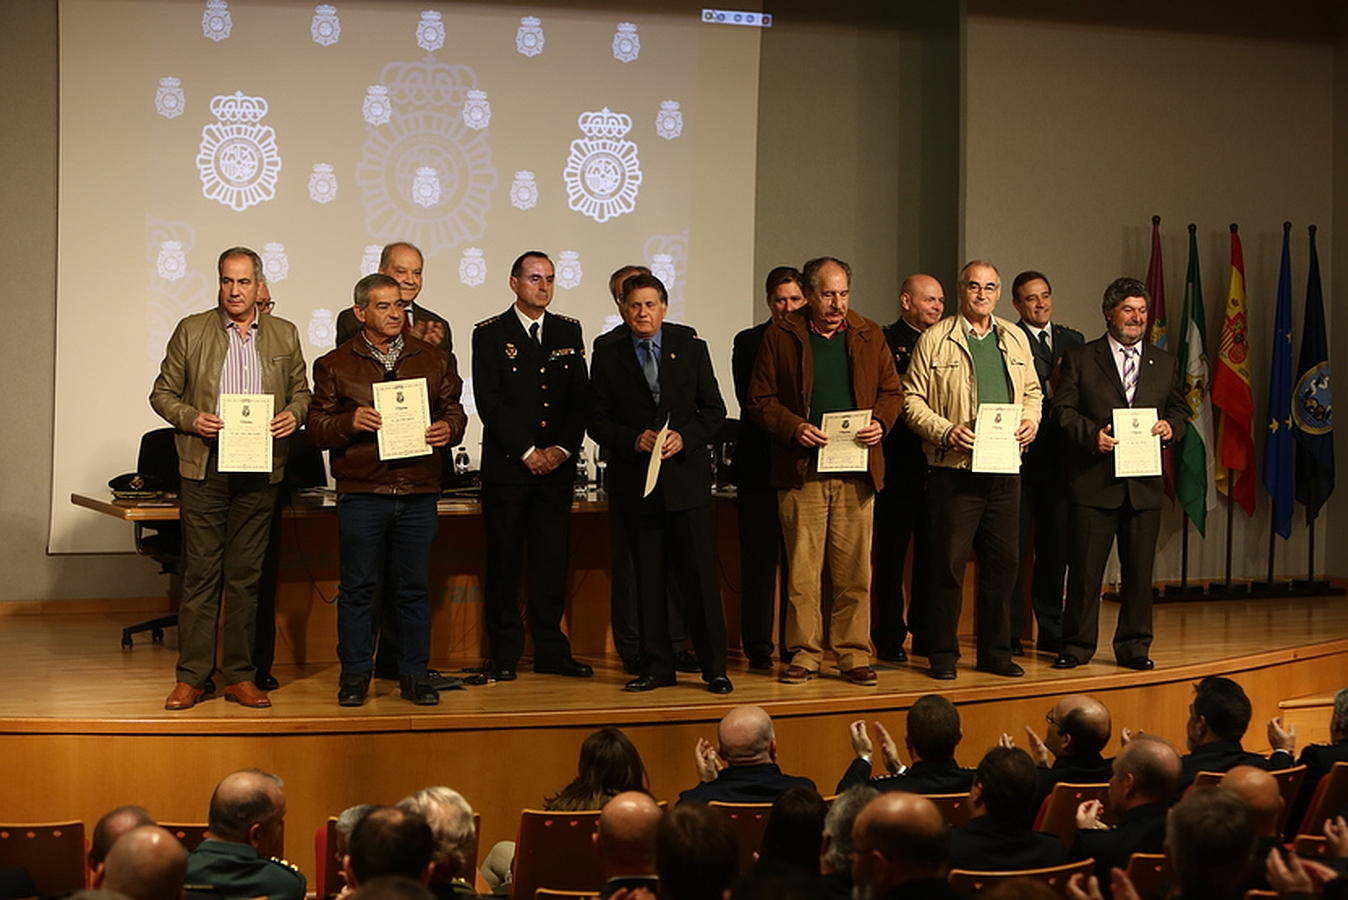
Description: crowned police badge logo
xmin=612 ymin=22 xmax=640 ymax=63
xmin=411 ymin=166 xmax=442 ymax=208
xmin=202 ymin=0 xmax=232 ymax=41
xmin=556 ymin=251 xmax=583 ymax=290
xmin=308 ymin=309 xmax=335 ymax=349
xmin=459 ymin=248 xmax=486 ymax=287
xmin=1293 ymin=362 xmax=1333 ymax=435
xmin=197 ymin=91 xmax=282 ymax=212
xmin=311 ymin=4 xmax=341 ymax=46
xmin=309 ymin=163 xmax=337 ymax=204
xmin=516 ymin=16 xmax=544 ymax=57
xmin=363 ymin=85 xmax=392 ymax=126
xmin=462 ymin=90 xmax=491 ymax=131
xmin=563 ymin=108 xmax=642 ymax=223
xmin=360 ymin=245 xmax=381 ymax=276
xmin=655 ymin=101 xmax=683 ymax=140
xmin=510 ymin=171 xmax=539 ymax=210
xmin=155 ymin=77 xmax=185 ymax=119
xmin=650 ymin=253 xmax=675 ymax=290
xmin=262 ymin=242 xmax=289 ymax=283
xmin=416 ymin=10 xmax=445 ymax=52
xmin=157 ymin=241 xmax=186 ymax=282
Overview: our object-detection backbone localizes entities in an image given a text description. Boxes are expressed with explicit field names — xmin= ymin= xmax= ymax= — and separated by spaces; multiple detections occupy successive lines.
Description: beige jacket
xmin=902 ymin=313 xmax=1042 ymax=469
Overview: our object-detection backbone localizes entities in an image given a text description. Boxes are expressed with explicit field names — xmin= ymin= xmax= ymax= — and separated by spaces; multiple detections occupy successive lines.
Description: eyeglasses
xmin=257 ymin=300 xmax=275 ymax=311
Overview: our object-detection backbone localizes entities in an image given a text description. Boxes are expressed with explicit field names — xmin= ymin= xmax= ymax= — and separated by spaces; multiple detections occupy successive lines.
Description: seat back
xmin=1298 ymin=761 xmax=1348 ymax=836
xmin=284 ymin=428 xmax=327 ymax=490
xmin=315 ymin=818 xmax=342 ymax=899
xmin=706 ymin=801 xmax=772 ymax=875
xmin=1124 ymin=852 xmax=1171 ymax=900
xmin=138 ymin=427 xmax=182 ymax=490
xmin=159 ymin=822 xmax=211 ymax=852
xmin=511 ymin=810 xmax=604 ymax=900
xmin=0 ymin=820 xmax=86 ymax=898
xmin=1033 ymin=782 xmax=1112 ymax=847
xmin=1243 ymin=891 xmax=1278 ymax=900
xmin=1191 ymin=771 xmax=1223 ymax=788
xmin=535 ymin=891 xmax=599 ymax=900
xmin=926 ymin=793 xmax=972 ymax=827
xmin=1292 ymin=835 xmax=1327 ymax=858
xmin=948 ymin=859 xmax=1095 ymax=898
xmin=1268 ymin=765 xmax=1307 ymax=836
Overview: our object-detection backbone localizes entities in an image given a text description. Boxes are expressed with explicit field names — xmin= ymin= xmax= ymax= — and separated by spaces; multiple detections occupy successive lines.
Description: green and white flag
xmin=1176 ymin=226 xmax=1217 ymax=534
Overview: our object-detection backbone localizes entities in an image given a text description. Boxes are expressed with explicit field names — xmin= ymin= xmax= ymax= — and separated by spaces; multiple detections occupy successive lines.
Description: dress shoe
xmin=534 ymin=658 xmax=594 ymax=678
xmin=487 ymin=663 xmax=518 ymax=681
xmin=928 ymin=665 xmax=957 ymax=681
xmin=876 ymin=646 xmax=909 ymax=663
xmin=1119 ymin=657 xmax=1155 ymax=671
xmin=428 ymin=670 xmax=461 ymax=691
xmin=223 ymin=681 xmax=272 ymax=708
xmin=1051 ymin=654 xmax=1081 ymax=670
xmin=779 ymin=664 xmax=817 ymax=684
xmin=256 ymin=674 xmax=280 ymax=691
xmin=337 ymin=674 xmax=370 ymax=707
xmin=624 ymin=674 xmax=677 ymax=692
xmin=841 ymin=665 xmax=880 ymax=686
xmin=164 ymin=682 xmax=205 ymax=710
xmin=706 ymin=675 xmax=734 ymax=694
xmin=1010 ymin=639 xmax=1025 ymax=657
xmin=975 ymin=661 xmax=1025 ymax=677
xmin=400 ymin=675 xmax=440 ymax=705
xmin=674 ymin=650 xmax=701 ymax=673
xmin=747 ymin=655 xmax=774 ymax=671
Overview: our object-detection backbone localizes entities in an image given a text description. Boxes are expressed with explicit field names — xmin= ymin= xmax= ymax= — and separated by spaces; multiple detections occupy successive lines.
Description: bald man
xmin=1222 ymin=766 xmax=1284 ymax=892
xmin=90 ymin=805 xmax=157 ymax=877
xmin=1004 ymin=694 xmax=1114 ymax=804
xmin=850 ymin=793 xmax=963 ymax=900
xmin=1072 ymin=735 xmax=1180 ymax=885
xmin=99 ymin=826 xmax=187 ymax=900
xmin=680 ymin=705 xmax=815 ymax=803
xmin=873 ymin=274 xmax=944 ymax=663
xmin=594 ymin=791 xmax=662 ymax=899
xmin=186 ymin=769 xmax=305 ymax=900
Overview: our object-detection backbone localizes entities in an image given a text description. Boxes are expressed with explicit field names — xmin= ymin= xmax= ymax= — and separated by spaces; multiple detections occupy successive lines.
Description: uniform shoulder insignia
xmin=474 ymin=313 xmax=503 ymax=329
xmin=269 ymin=856 xmax=302 ymax=873
xmin=551 ymin=312 xmax=580 ymax=325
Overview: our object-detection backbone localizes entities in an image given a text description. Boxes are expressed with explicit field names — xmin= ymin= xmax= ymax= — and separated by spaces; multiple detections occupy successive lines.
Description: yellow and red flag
xmin=1212 ymin=224 xmax=1257 ymax=516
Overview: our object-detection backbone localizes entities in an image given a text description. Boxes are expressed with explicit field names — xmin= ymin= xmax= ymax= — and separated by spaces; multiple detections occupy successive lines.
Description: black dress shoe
xmin=428 ymin=670 xmax=461 ymax=691
xmin=624 ymin=674 xmax=677 ymax=692
xmin=400 ymin=675 xmax=440 ymax=705
xmin=706 ymin=675 xmax=734 ymax=694
xmin=929 ymin=665 xmax=957 ymax=681
xmin=488 ymin=665 xmax=517 ymax=681
xmin=1010 ymin=639 xmax=1025 ymax=657
xmin=674 ymin=650 xmax=700 ymax=673
xmin=1119 ymin=657 xmax=1155 ymax=670
xmin=876 ymin=646 xmax=909 ymax=663
xmin=256 ymin=674 xmax=280 ymax=691
xmin=535 ymin=658 xmax=594 ymax=678
xmin=976 ymin=661 xmax=1025 ymax=677
xmin=337 ymin=674 xmax=370 ymax=707
xmin=1051 ymin=654 xmax=1080 ymax=669
xmin=747 ymin=655 xmax=774 ymax=671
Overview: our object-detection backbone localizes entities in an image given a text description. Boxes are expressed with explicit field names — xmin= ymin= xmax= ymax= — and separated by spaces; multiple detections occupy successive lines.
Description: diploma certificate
xmin=1112 ymin=407 xmax=1162 ymax=478
xmin=643 ymin=416 xmax=672 ymax=498
xmin=817 ymin=409 xmax=871 ymax=474
xmin=970 ymin=403 xmax=1022 ymax=474
xmin=373 ymin=377 xmax=432 ymax=461
xmin=217 ymin=393 xmax=273 ymax=473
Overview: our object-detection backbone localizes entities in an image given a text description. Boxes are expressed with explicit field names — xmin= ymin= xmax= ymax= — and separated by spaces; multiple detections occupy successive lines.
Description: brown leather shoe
xmin=840 ymin=665 xmax=879 ymax=686
xmin=164 ymin=682 xmax=205 ymax=710
xmin=779 ymin=664 xmax=817 ymax=684
xmin=223 ymin=681 xmax=272 ymax=708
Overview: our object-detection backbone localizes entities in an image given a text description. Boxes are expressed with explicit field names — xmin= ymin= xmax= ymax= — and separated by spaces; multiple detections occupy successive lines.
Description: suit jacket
xmin=678 ymin=762 xmax=816 ymax=804
xmin=836 ymin=757 xmax=974 ymax=796
xmin=472 ymin=307 xmax=589 ymax=485
xmin=150 ymin=308 xmax=312 ymax=483
xmin=588 ymin=324 xmax=726 ymax=512
xmin=1071 ymin=801 xmax=1168 ymax=882
xmin=1051 ymin=337 xmax=1188 ymax=510
xmin=1179 ymin=740 xmax=1293 ymax=786
xmin=881 ymin=318 xmax=928 ymax=477
xmin=336 ymin=302 xmax=453 ymax=355
xmin=1018 ymin=320 xmax=1084 ymax=481
xmin=1287 ymin=740 xmax=1348 ymax=836
xmin=948 ymin=816 xmax=1069 ymax=872
xmin=729 ymin=320 xmax=773 ymax=489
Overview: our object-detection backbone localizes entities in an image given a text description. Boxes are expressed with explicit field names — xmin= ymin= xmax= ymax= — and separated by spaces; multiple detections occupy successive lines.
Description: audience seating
xmin=926 ymin=793 xmax=972 ymax=827
xmin=1292 ymin=835 xmax=1327 ymax=858
xmin=159 ymin=822 xmax=211 ymax=852
xmin=948 ymin=858 xmax=1095 ymax=898
xmin=1191 ymin=765 xmax=1306 ymax=836
xmin=315 ymin=818 xmax=342 ymax=900
xmin=1297 ymin=761 xmax=1348 ymax=836
xmin=1243 ymin=891 xmax=1277 ymax=900
xmin=0 ymin=820 xmax=86 ymax=898
xmin=1124 ymin=852 xmax=1171 ymax=900
xmin=511 ymin=810 xmax=605 ymax=900
xmin=1033 ymin=782 xmax=1112 ymax=848
xmin=535 ymin=891 xmax=599 ymax=900
xmin=706 ymin=801 xmax=771 ymax=874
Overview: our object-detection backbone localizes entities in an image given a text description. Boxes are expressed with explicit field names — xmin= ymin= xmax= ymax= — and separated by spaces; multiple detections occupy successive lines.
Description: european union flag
xmin=1262 ymin=225 xmax=1294 ymax=539
xmin=1293 ymin=226 xmax=1334 ymax=521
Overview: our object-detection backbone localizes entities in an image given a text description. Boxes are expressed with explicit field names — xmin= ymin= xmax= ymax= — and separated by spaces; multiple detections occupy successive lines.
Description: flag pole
xmin=1254 ymin=220 xmax=1295 ymax=597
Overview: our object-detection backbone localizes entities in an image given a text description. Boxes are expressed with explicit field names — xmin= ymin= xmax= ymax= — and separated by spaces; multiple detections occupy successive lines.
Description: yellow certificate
xmin=817 ymin=409 xmax=871 ymax=474
xmin=217 ymin=393 xmax=273 ymax=473
xmin=373 ymin=377 xmax=432 ymax=461
xmin=1112 ymin=407 xmax=1162 ymax=478
xmin=970 ymin=403 xmax=1022 ymax=474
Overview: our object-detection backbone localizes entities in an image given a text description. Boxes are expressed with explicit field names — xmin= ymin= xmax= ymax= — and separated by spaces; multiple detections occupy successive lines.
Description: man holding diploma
xmin=903 ymin=260 xmax=1041 ymax=680
xmin=1050 ymin=277 xmax=1187 ymax=672
xmin=307 ymin=273 xmax=466 ymax=706
xmin=150 ymin=246 xmax=311 ymax=710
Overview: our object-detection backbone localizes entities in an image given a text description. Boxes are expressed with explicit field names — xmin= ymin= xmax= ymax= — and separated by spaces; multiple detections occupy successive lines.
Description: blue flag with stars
xmin=1262 ymin=225 xmax=1294 ymax=538
xmin=1293 ymin=226 xmax=1334 ymax=521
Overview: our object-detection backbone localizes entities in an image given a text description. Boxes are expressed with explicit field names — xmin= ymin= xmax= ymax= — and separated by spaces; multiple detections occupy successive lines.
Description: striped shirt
xmin=217 ymin=311 xmax=263 ymax=406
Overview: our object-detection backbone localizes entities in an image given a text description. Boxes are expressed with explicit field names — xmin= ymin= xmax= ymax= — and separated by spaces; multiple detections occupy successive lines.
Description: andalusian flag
xmin=1293 ymin=225 xmax=1334 ymax=521
xmin=1212 ymin=225 xmax=1257 ymax=516
xmin=1146 ymin=215 xmax=1168 ymax=349
xmin=1176 ymin=225 xmax=1216 ymax=533
xmin=1262 ymin=224 xmax=1294 ymax=539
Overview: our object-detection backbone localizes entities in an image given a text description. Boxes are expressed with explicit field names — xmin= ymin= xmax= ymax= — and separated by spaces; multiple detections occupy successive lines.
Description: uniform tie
xmin=529 ymin=321 xmax=541 ymax=346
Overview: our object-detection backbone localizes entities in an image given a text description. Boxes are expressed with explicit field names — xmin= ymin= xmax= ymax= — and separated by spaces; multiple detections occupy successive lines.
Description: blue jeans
xmin=336 ymin=492 xmax=438 ymax=676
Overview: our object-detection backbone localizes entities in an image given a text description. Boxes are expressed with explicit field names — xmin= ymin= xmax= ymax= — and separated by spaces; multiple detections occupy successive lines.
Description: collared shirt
xmin=962 ymin=314 xmax=996 ymax=341
xmin=808 ymin=313 xmax=849 ymax=339
xmin=1024 ymin=321 xmax=1052 ymax=350
xmin=363 ymin=332 xmax=405 ymax=373
xmin=514 ymin=305 xmax=545 ymax=343
xmin=218 ymin=310 xmax=263 ymax=404
xmin=629 ymin=328 xmax=662 ymax=364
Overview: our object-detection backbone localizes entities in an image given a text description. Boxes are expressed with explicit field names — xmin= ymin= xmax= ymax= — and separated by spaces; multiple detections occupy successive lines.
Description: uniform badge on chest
xmin=505 ymin=342 xmax=517 ymax=359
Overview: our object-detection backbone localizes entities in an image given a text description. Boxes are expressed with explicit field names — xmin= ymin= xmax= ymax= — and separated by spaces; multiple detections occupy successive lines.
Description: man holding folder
xmin=1050 ymin=277 xmax=1188 ymax=671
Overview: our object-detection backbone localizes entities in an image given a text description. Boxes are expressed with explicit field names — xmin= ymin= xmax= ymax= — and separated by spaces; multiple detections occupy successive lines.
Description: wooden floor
xmin=1 ymin=593 xmax=1344 ymax=882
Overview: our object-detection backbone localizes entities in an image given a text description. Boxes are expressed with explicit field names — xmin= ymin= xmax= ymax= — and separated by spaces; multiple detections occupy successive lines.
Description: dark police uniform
xmin=472 ymin=307 xmax=590 ymax=671
xmin=185 ymin=838 xmax=306 ymax=900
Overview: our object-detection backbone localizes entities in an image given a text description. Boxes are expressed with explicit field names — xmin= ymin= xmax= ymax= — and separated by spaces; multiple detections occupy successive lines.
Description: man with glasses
xmin=1001 ymin=694 xmax=1114 ymax=804
xmin=903 ymin=260 xmax=1041 ymax=681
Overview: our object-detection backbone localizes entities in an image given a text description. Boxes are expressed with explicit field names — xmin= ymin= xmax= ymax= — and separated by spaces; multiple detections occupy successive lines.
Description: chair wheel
xmin=151 ymin=628 xmax=164 ymax=643
xmin=121 ymin=633 xmax=133 ymax=649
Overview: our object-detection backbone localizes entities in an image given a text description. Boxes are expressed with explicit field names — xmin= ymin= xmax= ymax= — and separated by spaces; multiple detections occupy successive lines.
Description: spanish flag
xmin=1212 ymin=224 xmax=1257 ymax=516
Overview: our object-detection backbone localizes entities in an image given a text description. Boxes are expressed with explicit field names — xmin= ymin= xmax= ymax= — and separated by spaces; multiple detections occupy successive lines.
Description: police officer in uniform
xmin=185 ymin=770 xmax=305 ymax=900
xmin=472 ymin=251 xmax=592 ymax=681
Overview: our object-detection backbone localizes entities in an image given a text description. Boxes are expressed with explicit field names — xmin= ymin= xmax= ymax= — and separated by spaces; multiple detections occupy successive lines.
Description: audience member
xmin=398 ymin=787 xmax=477 ymax=900
xmin=336 ymin=804 xmax=377 ymax=859
xmin=681 ymin=706 xmax=815 ymax=803
xmin=1221 ymin=766 xmax=1283 ymax=891
xmin=352 ymin=876 xmax=438 ymax=900
xmin=1179 ymin=676 xmax=1292 ymax=785
xmin=1003 ymin=694 xmax=1113 ymax=803
xmin=817 ymin=786 xmax=878 ymax=900
xmin=1072 ymin=735 xmax=1180 ymax=886
xmin=595 ymin=791 xmax=662 ymax=900
xmin=345 ymin=807 xmax=435 ymax=888
xmin=949 ymin=747 xmax=1067 ymax=871
xmin=837 ymin=695 xmax=974 ymax=795
xmin=186 ymin=769 xmax=305 ymax=900
xmin=850 ymin=792 xmax=966 ymax=900
xmin=1165 ymin=786 xmax=1257 ymax=900
xmin=90 ymin=805 xmax=157 ymax=875
xmin=99 ymin=826 xmax=187 ymax=900
xmin=1278 ymin=685 xmax=1348 ymax=837
xmin=755 ymin=786 xmax=827 ymax=875
xmin=656 ymin=804 xmax=739 ymax=900
xmin=982 ymin=881 xmax=1059 ymax=900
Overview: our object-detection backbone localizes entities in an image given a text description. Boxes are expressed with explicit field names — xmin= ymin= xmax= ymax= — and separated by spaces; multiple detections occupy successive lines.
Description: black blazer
xmin=948 ymin=816 xmax=1069 ymax=871
xmin=471 ymin=308 xmax=589 ymax=485
xmin=1019 ymin=320 xmax=1085 ymax=481
xmin=1035 ymin=752 xmax=1114 ymax=807
xmin=836 ymin=757 xmax=974 ymax=796
xmin=336 ymin=302 xmax=453 ymax=355
xmin=589 ymin=324 xmax=726 ymax=512
xmin=881 ymin=318 xmax=928 ymax=477
xmin=1179 ymin=740 xmax=1293 ymax=787
xmin=729 ymin=320 xmax=773 ymax=489
xmin=1072 ymin=801 xmax=1168 ymax=882
xmin=1051 ymin=337 xmax=1188 ymax=510
xmin=678 ymin=762 xmax=816 ymax=804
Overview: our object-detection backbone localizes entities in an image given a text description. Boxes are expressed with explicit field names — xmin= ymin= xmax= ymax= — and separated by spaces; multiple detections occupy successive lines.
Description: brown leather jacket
xmin=306 ymin=334 xmax=466 ymax=494
xmin=747 ymin=308 xmax=903 ymax=491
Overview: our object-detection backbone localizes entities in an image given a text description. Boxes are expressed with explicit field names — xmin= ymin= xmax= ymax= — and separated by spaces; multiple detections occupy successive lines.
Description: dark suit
xmin=678 ymin=762 xmax=816 ymax=804
xmin=948 ymin=816 xmax=1069 ymax=871
xmin=472 ymin=307 xmax=589 ymax=670
xmin=1035 ymin=752 xmax=1113 ymax=807
xmin=1014 ymin=321 xmax=1084 ymax=653
xmin=836 ymin=757 xmax=974 ymax=795
xmin=589 ymin=324 xmax=728 ymax=681
xmin=730 ymin=320 xmax=787 ymax=663
xmin=336 ymin=302 xmax=452 ymax=355
xmin=1072 ymin=801 xmax=1168 ymax=884
xmin=1051 ymin=337 xmax=1188 ymax=664
xmin=1287 ymin=740 xmax=1348 ymax=837
xmin=1179 ymin=740 xmax=1293 ymax=787
xmin=873 ymin=318 xmax=932 ymax=657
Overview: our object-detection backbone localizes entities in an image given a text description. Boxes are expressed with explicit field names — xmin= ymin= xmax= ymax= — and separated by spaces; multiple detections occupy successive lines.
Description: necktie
xmin=1122 ymin=346 xmax=1139 ymax=406
xmin=1037 ymin=329 xmax=1051 ymax=357
xmin=640 ymin=339 xmax=660 ymax=403
xmin=529 ymin=321 xmax=541 ymax=346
